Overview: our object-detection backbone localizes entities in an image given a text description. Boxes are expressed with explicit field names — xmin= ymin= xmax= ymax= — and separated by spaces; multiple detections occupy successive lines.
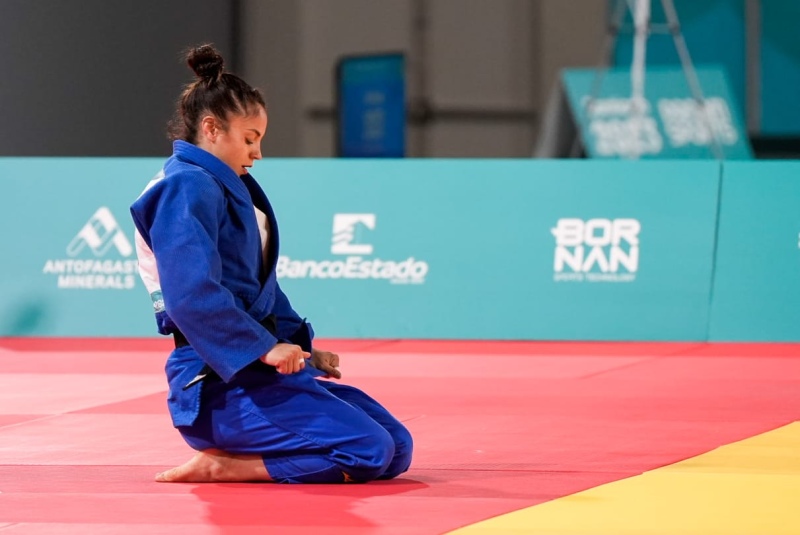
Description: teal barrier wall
xmin=707 ymin=161 xmax=800 ymax=341
xmin=1 ymin=157 xmax=797 ymax=341
xmin=0 ymin=158 xmax=163 ymax=336
xmin=267 ymin=159 xmax=720 ymax=340
xmin=1 ymin=158 xmax=720 ymax=340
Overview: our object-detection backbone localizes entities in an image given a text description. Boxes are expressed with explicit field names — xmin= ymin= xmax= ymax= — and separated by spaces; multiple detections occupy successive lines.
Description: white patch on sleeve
xmin=135 ymin=229 xmax=162 ymax=304
xmin=135 ymin=169 xmax=166 ymax=312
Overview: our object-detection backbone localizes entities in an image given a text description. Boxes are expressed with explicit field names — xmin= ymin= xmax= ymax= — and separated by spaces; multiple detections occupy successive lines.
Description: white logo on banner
xmin=331 ymin=213 xmax=376 ymax=255
xmin=551 ymin=218 xmax=640 ymax=283
xmin=584 ymin=97 xmax=663 ymax=158
xmin=658 ymin=97 xmax=738 ymax=148
xmin=278 ymin=213 xmax=429 ymax=284
xmin=584 ymin=96 xmax=738 ymax=157
xmin=66 ymin=207 xmax=133 ymax=257
xmin=42 ymin=207 xmax=138 ymax=290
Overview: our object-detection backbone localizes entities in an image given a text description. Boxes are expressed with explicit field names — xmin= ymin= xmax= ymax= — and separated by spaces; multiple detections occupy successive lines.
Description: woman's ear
xmin=200 ymin=115 xmax=218 ymax=142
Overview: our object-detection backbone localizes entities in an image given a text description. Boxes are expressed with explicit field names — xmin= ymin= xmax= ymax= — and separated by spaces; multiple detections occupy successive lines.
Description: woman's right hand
xmin=261 ymin=343 xmax=310 ymax=374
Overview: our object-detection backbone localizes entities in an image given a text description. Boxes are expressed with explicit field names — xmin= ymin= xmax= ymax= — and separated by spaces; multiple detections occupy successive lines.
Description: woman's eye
xmin=246 ymin=140 xmax=254 ymax=145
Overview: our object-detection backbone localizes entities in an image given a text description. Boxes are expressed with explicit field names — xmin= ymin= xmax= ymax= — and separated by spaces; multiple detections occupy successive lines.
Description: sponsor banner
xmin=278 ymin=213 xmax=429 ymax=284
xmin=0 ymin=158 xmax=162 ymax=336
xmin=612 ymin=0 xmax=747 ymax=129
xmin=0 ymin=158 xmax=720 ymax=340
xmin=562 ymin=66 xmax=752 ymax=160
xmin=708 ymin=161 xmax=800 ymax=341
xmin=262 ymin=159 xmax=720 ymax=340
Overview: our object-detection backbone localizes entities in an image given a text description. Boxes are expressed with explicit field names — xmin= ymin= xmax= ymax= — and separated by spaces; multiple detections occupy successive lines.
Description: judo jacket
xmin=130 ymin=140 xmax=314 ymax=426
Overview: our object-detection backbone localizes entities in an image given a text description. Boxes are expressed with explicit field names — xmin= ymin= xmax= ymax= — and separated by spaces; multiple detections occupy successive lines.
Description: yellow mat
xmin=448 ymin=422 xmax=800 ymax=535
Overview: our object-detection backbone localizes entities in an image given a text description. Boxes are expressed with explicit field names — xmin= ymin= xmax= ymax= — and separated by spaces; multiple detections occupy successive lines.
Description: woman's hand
xmin=309 ymin=348 xmax=342 ymax=379
xmin=261 ymin=343 xmax=309 ymax=374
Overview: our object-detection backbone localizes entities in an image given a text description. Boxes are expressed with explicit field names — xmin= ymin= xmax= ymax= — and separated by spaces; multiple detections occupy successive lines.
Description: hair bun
xmin=187 ymin=44 xmax=224 ymax=82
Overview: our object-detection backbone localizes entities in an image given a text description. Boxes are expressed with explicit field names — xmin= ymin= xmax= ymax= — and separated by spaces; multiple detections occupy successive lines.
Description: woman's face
xmin=200 ymin=107 xmax=268 ymax=176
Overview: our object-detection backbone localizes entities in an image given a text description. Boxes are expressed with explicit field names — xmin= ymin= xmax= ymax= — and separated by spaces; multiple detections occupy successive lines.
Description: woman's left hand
xmin=309 ymin=348 xmax=342 ymax=379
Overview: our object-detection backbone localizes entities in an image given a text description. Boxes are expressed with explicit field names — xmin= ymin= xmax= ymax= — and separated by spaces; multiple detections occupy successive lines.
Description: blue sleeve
xmin=133 ymin=173 xmax=277 ymax=382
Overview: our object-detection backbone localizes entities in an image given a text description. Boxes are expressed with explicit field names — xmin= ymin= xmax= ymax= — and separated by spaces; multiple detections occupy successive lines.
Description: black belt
xmin=173 ymin=329 xmax=190 ymax=348
xmin=174 ymin=314 xmax=278 ymax=390
xmin=173 ymin=314 xmax=278 ymax=349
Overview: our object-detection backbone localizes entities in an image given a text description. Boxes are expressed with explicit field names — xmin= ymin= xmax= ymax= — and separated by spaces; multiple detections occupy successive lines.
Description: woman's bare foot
xmin=156 ymin=448 xmax=272 ymax=483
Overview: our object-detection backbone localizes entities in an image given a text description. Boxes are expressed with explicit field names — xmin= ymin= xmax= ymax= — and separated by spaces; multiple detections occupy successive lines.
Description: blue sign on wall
xmin=336 ymin=53 xmax=406 ymax=158
xmin=562 ymin=66 xmax=752 ymax=159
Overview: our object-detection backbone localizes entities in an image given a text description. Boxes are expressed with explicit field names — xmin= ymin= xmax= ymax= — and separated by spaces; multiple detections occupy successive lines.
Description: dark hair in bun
xmin=187 ymin=44 xmax=224 ymax=84
xmin=168 ymin=43 xmax=266 ymax=143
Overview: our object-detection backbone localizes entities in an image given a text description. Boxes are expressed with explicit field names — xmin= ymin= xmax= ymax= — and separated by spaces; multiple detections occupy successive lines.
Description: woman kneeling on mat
xmin=130 ymin=44 xmax=413 ymax=484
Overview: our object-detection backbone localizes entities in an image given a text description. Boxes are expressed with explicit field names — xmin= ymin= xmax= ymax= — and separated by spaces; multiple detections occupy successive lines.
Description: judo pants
xmin=176 ymin=365 xmax=413 ymax=483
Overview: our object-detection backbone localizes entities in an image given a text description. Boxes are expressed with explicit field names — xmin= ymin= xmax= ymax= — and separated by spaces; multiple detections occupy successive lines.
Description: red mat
xmin=0 ymin=339 xmax=798 ymax=534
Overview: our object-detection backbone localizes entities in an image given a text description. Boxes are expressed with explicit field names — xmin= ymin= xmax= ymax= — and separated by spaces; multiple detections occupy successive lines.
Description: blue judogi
xmin=130 ymin=141 xmax=412 ymax=483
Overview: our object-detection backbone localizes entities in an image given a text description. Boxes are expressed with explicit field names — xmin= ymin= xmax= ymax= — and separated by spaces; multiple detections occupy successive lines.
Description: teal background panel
xmin=0 ymin=158 xmax=163 ymax=336
xmin=708 ymin=161 xmax=800 ymax=341
xmin=0 ymin=158 xmax=720 ymax=340
xmin=261 ymin=159 xmax=721 ymax=340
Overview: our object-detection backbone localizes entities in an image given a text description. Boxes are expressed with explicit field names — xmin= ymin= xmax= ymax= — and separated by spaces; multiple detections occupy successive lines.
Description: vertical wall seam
xmin=704 ymin=160 xmax=726 ymax=342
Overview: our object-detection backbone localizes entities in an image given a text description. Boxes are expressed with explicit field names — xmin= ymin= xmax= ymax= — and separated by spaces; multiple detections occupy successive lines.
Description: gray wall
xmin=241 ymin=0 xmax=606 ymax=157
xmin=1 ymin=0 xmax=606 ymax=158
xmin=0 ymin=0 xmax=234 ymax=156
